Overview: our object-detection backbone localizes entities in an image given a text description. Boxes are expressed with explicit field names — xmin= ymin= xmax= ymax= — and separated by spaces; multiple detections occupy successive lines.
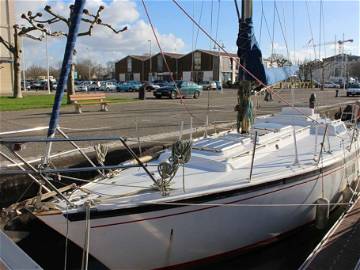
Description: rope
xmin=305 ymin=0 xmax=317 ymax=59
xmin=81 ymin=201 xmax=91 ymax=270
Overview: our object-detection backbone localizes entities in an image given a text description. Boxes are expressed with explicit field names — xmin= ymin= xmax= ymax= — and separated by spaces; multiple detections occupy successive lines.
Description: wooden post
xmin=67 ymin=63 xmax=75 ymax=104
xmin=13 ymin=26 xmax=22 ymax=98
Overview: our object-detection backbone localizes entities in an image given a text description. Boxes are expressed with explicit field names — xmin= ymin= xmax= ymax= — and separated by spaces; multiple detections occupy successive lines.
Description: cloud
xmin=15 ymin=0 xmax=185 ymax=67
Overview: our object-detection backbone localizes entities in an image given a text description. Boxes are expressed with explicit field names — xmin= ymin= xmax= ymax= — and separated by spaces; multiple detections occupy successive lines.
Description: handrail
xmin=0 ymin=136 xmax=126 ymax=143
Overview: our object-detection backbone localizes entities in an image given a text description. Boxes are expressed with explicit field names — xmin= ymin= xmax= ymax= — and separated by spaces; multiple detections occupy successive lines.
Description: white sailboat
xmin=32 ymin=106 xmax=359 ymax=269
xmin=2 ymin=0 xmax=359 ymax=269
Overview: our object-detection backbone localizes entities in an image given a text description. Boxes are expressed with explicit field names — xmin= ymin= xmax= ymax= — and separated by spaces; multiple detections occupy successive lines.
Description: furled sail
xmin=236 ymin=0 xmax=298 ymax=86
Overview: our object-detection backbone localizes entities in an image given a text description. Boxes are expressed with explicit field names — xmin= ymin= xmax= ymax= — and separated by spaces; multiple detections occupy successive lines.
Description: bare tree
xmin=21 ymin=4 xmax=127 ymax=103
xmin=0 ymin=23 xmax=44 ymax=98
xmin=26 ymin=65 xmax=47 ymax=79
xmin=0 ymin=4 xmax=127 ymax=100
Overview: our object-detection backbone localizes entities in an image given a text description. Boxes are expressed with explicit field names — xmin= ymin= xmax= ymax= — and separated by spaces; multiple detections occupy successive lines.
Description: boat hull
xmin=37 ymin=162 xmax=358 ymax=270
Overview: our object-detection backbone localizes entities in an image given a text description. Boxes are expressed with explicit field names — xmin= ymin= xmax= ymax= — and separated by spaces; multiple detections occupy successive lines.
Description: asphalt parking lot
xmin=0 ymin=88 xmax=359 ymax=159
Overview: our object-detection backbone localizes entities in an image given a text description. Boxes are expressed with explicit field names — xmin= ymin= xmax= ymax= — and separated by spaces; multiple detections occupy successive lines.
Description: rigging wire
xmin=274 ymin=1 xmax=290 ymax=62
xmin=141 ymin=0 xmax=203 ymax=123
xmin=234 ymin=0 xmax=240 ymax=22
xmin=271 ymin=0 xmax=276 ymax=62
xmin=215 ymin=0 xmax=221 ymax=43
xmin=210 ymin=0 xmax=214 ymax=49
xmin=305 ymin=0 xmax=317 ymax=59
xmin=282 ymin=6 xmax=290 ymax=62
xmin=194 ymin=1 xmax=205 ymax=48
xmin=319 ymin=0 xmax=322 ymax=60
xmin=259 ymin=0 xmax=264 ymax=46
xmin=171 ymin=0 xmax=325 ymax=126
xmin=292 ymin=0 xmax=296 ymax=64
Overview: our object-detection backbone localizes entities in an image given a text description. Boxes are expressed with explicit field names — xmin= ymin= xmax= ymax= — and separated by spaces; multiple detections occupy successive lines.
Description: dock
xmin=300 ymin=195 xmax=360 ymax=270
xmin=0 ymin=229 xmax=42 ymax=270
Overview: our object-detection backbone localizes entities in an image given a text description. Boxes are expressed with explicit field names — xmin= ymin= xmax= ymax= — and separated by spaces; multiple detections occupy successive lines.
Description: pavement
xmin=0 ymin=88 xmax=359 ymax=162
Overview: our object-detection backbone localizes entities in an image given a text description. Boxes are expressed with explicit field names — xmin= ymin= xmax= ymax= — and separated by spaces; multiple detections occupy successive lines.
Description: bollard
xmin=138 ymin=85 xmax=146 ymax=100
xmin=335 ymin=89 xmax=339 ymax=97
xmin=309 ymin=93 xmax=316 ymax=109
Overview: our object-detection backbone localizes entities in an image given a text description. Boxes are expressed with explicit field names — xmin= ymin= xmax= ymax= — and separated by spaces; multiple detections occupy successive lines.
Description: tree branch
xmin=0 ymin=36 xmax=14 ymax=53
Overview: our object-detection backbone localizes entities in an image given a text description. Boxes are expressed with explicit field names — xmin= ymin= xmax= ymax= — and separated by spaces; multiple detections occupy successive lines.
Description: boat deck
xmin=300 ymin=195 xmax=360 ymax=270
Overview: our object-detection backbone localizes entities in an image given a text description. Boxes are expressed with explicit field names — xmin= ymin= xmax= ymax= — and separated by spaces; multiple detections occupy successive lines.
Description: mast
xmin=235 ymin=0 xmax=267 ymax=134
xmin=44 ymin=0 xmax=86 ymax=164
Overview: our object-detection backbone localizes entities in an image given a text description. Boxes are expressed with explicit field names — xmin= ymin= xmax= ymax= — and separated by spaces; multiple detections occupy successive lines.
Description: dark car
xmin=153 ymin=81 xmax=202 ymax=99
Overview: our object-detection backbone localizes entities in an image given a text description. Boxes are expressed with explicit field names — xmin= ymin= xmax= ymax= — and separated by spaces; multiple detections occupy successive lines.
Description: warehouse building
xmin=115 ymin=55 xmax=149 ymax=82
xmin=179 ymin=49 xmax=238 ymax=83
xmin=114 ymin=49 xmax=239 ymax=83
xmin=144 ymin=52 xmax=183 ymax=81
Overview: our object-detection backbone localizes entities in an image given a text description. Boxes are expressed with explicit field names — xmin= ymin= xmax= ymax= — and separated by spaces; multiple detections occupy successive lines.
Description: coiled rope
xmin=156 ymin=140 xmax=192 ymax=195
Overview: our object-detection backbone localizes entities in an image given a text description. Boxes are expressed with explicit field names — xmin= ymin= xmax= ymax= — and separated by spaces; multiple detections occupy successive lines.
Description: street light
xmin=148 ymin=40 xmax=152 ymax=82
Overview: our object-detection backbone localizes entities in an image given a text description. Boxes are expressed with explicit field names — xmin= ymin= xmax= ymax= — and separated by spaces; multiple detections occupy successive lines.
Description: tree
xmin=21 ymin=4 xmax=127 ymax=103
xmin=75 ymin=59 xmax=95 ymax=80
xmin=0 ymin=24 xmax=44 ymax=98
xmin=0 ymin=4 xmax=127 ymax=100
xmin=26 ymin=65 xmax=47 ymax=79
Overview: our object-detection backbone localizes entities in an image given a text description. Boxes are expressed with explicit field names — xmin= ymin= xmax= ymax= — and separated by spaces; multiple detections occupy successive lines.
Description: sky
xmin=15 ymin=0 xmax=360 ymax=69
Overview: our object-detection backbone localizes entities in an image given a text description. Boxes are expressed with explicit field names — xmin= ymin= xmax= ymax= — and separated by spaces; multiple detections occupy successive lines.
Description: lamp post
xmin=86 ymin=47 xmax=91 ymax=80
xmin=148 ymin=39 xmax=152 ymax=81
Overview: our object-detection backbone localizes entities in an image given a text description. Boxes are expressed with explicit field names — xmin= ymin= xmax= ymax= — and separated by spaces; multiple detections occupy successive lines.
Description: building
xmin=310 ymin=54 xmax=360 ymax=83
xmin=179 ymin=50 xmax=238 ymax=83
xmin=144 ymin=52 xmax=183 ymax=81
xmin=114 ymin=49 xmax=239 ymax=83
xmin=0 ymin=0 xmax=15 ymax=95
xmin=115 ymin=55 xmax=149 ymax=82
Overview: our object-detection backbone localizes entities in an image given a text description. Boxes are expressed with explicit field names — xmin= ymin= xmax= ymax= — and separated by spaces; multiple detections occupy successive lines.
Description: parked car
xmin=142 ymin=81 xmax=160 ymax=92
xmin=117 ymin=81 xmax=143 ymax=92
xmin=346 ymin=83 xmax=360 ymax=96
xmin=88 ymin=81 xmax=101 ymax=91
xmin=21 ymin=80 xmax=31 ymax=90
xmin=76 ymin=83 xmax=89 ymax=92
xmin=30 ymin=81 xmax=43 ymax=90
xmin=198 ymin=81 xmax=216 ymax=90
xmin=323 ymin=82 xmax=340 ymax=88
xmin=99 ymin=81 xmax=117 ymax=91
xmin=153 ymin=81 xmax=202 ymax=99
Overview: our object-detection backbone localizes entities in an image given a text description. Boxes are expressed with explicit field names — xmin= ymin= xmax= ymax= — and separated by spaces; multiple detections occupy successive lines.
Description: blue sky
xmin=141 ymin=0 xmax=359 ymax=62
xmin=18 ymin=0 xmax=359 ymax=67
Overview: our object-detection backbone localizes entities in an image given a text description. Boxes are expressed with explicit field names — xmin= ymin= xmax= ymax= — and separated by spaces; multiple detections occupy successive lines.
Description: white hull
xmin=38 ymin=161 xmax=357 ymax=269
xmin=35 ymin=107 xmax=360 ymax=269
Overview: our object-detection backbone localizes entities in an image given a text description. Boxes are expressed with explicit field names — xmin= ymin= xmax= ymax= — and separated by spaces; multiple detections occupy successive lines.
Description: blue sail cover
xmin=265 ymin=65 xmax=299 ymax=85
xmin=237 ymin=18 xmax=267 ymax=84
xmin=237 ymin=17 xmax=299 ymax=86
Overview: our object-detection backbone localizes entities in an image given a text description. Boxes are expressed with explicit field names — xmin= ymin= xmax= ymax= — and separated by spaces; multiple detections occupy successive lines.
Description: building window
xmin=194 ymin=52 xmax=201 ymax=71
xmin=127 ymin=57 xmax=132 ymax=73
xmin=157 ymin=55 xmax=163 ymax=72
